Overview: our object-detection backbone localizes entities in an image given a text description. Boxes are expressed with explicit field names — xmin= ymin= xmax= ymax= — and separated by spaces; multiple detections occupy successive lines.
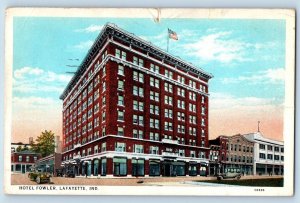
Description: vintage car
xmin=65 ymin=170 xmax=76 ymax=178
xmin=28 ymin=169 xmax=51 ymax=184
xmin=55 ymin=169 xmax=63 ymax=177
xmin=217 ymin=167 xmax=242 ymax=180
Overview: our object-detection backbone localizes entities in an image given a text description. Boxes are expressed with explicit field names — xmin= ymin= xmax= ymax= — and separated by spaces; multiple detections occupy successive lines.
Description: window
xmin=133 ymin=115 xmax=144 ymax=126
xmin=177 ymin=88 xmax=185 ymax=97
xmin=133 ymin=56 xmax=144 ymax=66
xmin=118 ymin=80 xmax=124 ymax=91
xmin=164 ymin=83 xmax=173 ymax=93
xmin=26 ymin=156 xmax=29 ymax=162
xmin=102 ymin=82 xmax=106 ymax=92
xmin=150 ymin=77 xmax=160 ymax=88
xmin=165 ymin=69 xmax=173 ymax=79
xmin=150 ymin=132 xmax=159 ymax=141
xmin=189 ymin=104 xmax=196 ymax=112
xmin=201 ymin=118 xmax=205 ymax=126
xmin=133 ymin=86 xmax=144 ymax=97
xmin=102 ymin=96 xmax=106 ymax=106
xmin=164 ymin=109 xmax=173 ymax=118
xmin=101 ymin=158 xmax=107 ymax=176
xmin=189 ymin=80 xmax=196 ymax=88
xmin=102 ymin=128 xmax=106 ymax=137
xmin=259 ymin=153 xmax=266 ymax=159
xmin=150 ymin=105 xmax=159 ymax=115
xmin=164 ymin=95 xmax=173 ymax=106
xmin=118 ymin=95 xmax=124 ymax=106
xmin=94 ymin=89 xmax=100 ymax=101
xmin=274 ymin=147 xmax=279 ymax=152
xmin=189 ymin=127 xmax=196 ymax=136
xmin=178 ymin=125 xmax=185 ymax=134
xmin=102 ymin=111 xmax=106 ymax=122
xmin=118 ymin=65 xmax=124 ymax=75
xmin=164 ymin=121 xmax=173 ymax=131
xmin=117 ymin=127 xmax=124 ymax=136
xmin=189 ymin=115 xmax=196 ymax=124
xmin=177 ymin=100 xmax=185 ymax=109
xmin=177 ymin=112 xmax=185 ymax=121
xmin=201 ymin=96 xmax=205 ymax=104
xmin=150 ymin=63 xmax=159 ymax=73
xmin=133 ymin=71 xmax=144 ymax=83
xmin=201 ymin=107 xmax=206 ymax=115
xmin=134 ymin=144 xmax=144 ymax=153
xmin=274 ymin=155 xmax=280 ymax=160
xmin=113 ymin=158 xmax=127 ymax=176
xmin=267 ymin=145 xmax=273 ymax=151
xmin=259 ymin=144 xmax=266 ymax=150
xmin=115 ymin=142 xmax=126 ymax=152
xmin=177 ymin=75 xmax=185 ymax=84
xmin=116 ymin=49 xmax=126 ymax=60
xmin=150 ymin=91 xmax=159 ymax=101
xmin=190 ymin=150 xmax=196 ymax=158
xmin=149 ymin=146 xmax=159 ymax=154
xmin=189 ymin=92 xmax=196 ymax=101
xmin=34 ymin=156 xmax=37 ymax=162
xmin=132 ymin=159 xmax=145 ymax=176
xmin=150 ymin=119 xmax=159 ymax=129
xmin=267 ymin=154 xmax=273 ymax=160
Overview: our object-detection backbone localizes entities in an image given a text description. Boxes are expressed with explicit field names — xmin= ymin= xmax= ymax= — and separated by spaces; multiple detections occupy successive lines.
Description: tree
xmin=16 ymin=145 xmax=29 ymax=152
xmin=31 ymin=130 xmax=55 ymax=157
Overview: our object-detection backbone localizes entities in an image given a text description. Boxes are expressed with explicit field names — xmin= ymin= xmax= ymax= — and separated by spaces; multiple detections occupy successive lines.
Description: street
xmin=11 ymin=173 xmax=283 ymax=186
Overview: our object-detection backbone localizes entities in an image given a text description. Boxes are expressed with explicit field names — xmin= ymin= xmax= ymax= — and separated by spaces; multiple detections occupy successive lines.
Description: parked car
xmin=55 ymin=169 xmax=63 ymax=177
xmin=28 ymin=169 xmax=51 ymax=184
xmin=217 ymin=167 xmax=242 ymax=180
xmin=65 ymin=170 xmax=75 ymax=178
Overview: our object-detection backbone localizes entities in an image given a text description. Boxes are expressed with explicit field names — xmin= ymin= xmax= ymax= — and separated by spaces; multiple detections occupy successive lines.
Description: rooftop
xmin=60 ymin=23 xmax=213 ymax=100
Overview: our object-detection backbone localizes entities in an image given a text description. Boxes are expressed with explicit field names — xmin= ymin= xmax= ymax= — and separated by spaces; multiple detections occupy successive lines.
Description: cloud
xmin=14 ymin=67 xmax=44 ymax=79
xmin=220 ymin=68 xmax=285 ymax=85
xmin=75 ymin=25 xmax=104 ymax=33
xmin=183 ymin=31 xmax=251 ymax=63
xmin=73 ymin=40 xmax=94 ymax=50
xmin=13 ymin=67 xmax=72 ymax=93
xmin=13 ymin=96 xmax=59 ymax=109
xmin=209 ymin=92 xmax=282 ymax=112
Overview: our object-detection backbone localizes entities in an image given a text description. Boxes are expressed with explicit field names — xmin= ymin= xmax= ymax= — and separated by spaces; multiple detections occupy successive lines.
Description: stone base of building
xmin=63 ymin=156 xmax=209 ymax=178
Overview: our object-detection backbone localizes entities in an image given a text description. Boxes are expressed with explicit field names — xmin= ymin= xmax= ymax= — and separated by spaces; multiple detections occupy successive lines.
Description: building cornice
xmin=60 ymin=23 xmax=213 ymax=100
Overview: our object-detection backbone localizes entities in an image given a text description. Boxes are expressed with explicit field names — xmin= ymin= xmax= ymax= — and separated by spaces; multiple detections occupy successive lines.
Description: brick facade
xmin=60 ymin=23 xmax=213 ymax=177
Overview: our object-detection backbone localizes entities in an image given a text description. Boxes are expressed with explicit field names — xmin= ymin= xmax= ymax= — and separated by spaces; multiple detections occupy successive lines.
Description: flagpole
xmin=167 ymin=29 xmax=170 ymax=52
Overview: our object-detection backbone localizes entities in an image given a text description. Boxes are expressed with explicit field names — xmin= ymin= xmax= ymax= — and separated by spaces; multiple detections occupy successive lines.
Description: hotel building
xmin=60 ymin=23 xmax=213 ymax=177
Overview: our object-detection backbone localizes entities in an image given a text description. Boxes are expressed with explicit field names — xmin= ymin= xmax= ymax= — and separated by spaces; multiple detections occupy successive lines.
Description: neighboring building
xmin=55 ymin=136 xmax=62 ymax=153
xmin=225 ymin=134 xmax=254 ymax=175
xmin=243 ymin=132 xmax=284 ymax=175
xmin=35 ymin=153 xmax=62 ymax=176
xmin=208 ymin=136 xmax=228 ymax=175
xmin=60 ymin=23 xmax=213 ymax=177
xmin=11 ymin=150 xmax=41 ymax=173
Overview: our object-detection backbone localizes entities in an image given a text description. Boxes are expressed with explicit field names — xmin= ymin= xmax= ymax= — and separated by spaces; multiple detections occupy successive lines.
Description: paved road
xmin=11 ymin=173 xmax=283 ymax=186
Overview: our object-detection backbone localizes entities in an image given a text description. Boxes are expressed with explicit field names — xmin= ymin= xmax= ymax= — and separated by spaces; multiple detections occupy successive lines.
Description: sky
xmin=12 ymin=17 xmax=286 ymax=143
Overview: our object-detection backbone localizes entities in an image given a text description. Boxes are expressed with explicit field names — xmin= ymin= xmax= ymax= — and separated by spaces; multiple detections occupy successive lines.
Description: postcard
xmin=4 ymin=8 xmax=295 ymax=196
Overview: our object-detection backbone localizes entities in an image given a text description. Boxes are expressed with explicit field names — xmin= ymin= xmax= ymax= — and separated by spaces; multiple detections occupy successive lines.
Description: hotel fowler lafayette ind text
xmin=60 ymin=23 xmax=213 ymax=177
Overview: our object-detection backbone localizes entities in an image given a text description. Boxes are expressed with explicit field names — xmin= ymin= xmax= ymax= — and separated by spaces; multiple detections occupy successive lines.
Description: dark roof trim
xmin=60 ymin=23 xmax=213 ymax=100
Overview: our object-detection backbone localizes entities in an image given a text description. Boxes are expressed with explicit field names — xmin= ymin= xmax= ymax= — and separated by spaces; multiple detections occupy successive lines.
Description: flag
xmin=168 ymin=28 xmax=178 ymax=40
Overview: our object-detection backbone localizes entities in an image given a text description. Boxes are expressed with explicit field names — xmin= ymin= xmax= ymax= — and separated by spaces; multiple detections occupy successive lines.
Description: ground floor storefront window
xmin=149 ymin=160 xmax=160 ymax=176
xmin=113 ymin=158 xmax=127 ymax=176
xmin=93 ymin=160 xmax=99 ymax=176
xmin=200 ymin=166 xmax=207 ymax=176
xmin=189 ymin=163 xmax=197 ymax=176
xmin=132 ymin=159 xmax=145 ymax=176
xmin=175 ymin=162 xmax=186 ymax=176
xmin=101 ymin=158 xmax=106 ymax=176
